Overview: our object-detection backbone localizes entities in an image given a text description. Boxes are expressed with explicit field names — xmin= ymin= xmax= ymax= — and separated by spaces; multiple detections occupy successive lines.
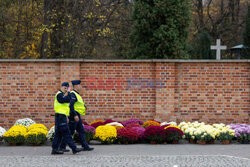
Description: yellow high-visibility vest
xmin=71 ymin=90 xmax=86 ymax=115
xmin=54 ymin=91 xmax=70 ymax=116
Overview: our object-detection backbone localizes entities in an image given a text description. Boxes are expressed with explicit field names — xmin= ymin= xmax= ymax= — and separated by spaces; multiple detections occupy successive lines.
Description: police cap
xmin=71 ymin=80 xmax=81 ymax=86
xmin=61 ymin=82 xmax=69 ymax=87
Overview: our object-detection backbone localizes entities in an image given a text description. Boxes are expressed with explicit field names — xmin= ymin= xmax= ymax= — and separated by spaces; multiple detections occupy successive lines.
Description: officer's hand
xmin=74 ymin=116 xmax=79 ymax=122
xmin=67 ymin=87 xmax=71 ymax=92
xmin=65 ymin=91 xmax=68 ymax=96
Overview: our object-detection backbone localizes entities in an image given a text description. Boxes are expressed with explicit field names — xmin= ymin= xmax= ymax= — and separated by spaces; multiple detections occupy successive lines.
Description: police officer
xmin=60 ymin=80 xmax=94 ymax=151
xmin=51 ymin=82 xmax=82 ymax=154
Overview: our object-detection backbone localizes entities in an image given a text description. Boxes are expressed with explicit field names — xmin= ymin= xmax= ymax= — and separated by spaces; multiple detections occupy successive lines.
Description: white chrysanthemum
xmin=47 ymin=126 xmax=55 ymax=142
xmin=168 ymin=122 xmax=177 ymax=126
xmin=14 ymin=118 xmax=36 ymax=127
xmin=0 ymin=127 xmax=6 ymax=140
xmin=161 ymin=121 xmax=177 ymax=126
xmin=213 ymin=123 xmax=225 ymax=129
xmin=178 ymin=122 xmax=187 ymax=127
xmin=106 ymin=122 xmax=124 ymax=127
xmin=160 ymin=122 xmax=168 ymax=126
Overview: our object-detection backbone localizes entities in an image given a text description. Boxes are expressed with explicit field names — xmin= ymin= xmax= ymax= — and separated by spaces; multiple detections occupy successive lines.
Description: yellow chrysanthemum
xmin=164 ymin=125 xmax=181 ymax=130
xmin=27 ymin=128 xmax=48 ymax=136
xmin=3 ymin=125 xmax=27 ymax=144
xmin=28 ymin=124 xmax=47 ymax=131
xmin=94 ymin=125 xmax=117 ymax=143
xmin=25 ymin=128 xmax=48 ymax=144
xmin=143 ymin=121 xmax=160 ymax=128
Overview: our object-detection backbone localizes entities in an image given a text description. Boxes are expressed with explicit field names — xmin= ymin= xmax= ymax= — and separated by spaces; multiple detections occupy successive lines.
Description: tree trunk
xmin=40 ymin=0 xmax=50 ymax=58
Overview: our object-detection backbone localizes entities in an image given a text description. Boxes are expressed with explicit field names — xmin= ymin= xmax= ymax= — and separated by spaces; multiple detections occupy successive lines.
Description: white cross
xmin=211 ymin=39 xmax=227 ymax=60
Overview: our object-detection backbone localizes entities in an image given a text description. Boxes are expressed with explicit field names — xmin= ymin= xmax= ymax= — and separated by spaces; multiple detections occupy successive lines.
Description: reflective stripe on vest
xmin=71 ymin=90 xmax=86 ymax=115
xmin=54 ymin=91 xmax=70 ymax=116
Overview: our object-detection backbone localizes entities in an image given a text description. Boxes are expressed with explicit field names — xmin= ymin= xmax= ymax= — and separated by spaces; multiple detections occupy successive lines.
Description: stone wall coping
xmin=0 ymin=59 xmax=249 ymax=63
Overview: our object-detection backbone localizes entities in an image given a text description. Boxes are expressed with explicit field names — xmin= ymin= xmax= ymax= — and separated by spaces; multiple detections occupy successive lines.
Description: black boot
xmin=82 ymin=147 xmax=94 ymax=151
xmin=59 ymin=148 xmax=70 ymax=152
xmin=72 ymin=148 xmax=82 ymax=154
xmin=51 ymin=149 xmax=64 ymax=155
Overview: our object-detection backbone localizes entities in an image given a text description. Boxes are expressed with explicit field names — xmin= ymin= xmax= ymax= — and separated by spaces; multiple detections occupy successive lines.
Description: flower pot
xmin=10 ymin=143 xmax=16 ymax=146
xmin=172 ymin=140 xmax=179 ymax=144
xmin=198 ymin=140 xmax=206 ymax=145
xmin=208 ymin=140 xmax=215 ymax=144
xmin=120 ymin=141 xmax=129 ymax=145
xmin=189 ymin=139 xmax=196 ymax=144
xmin=241 ymin=140 xmax=250 ymax=144
xmin=150 ymin=141 xmax=157 ymax=144
xmin=221 ymin=140 xmax=230 ymax=145
xmin=33 ymin=143 xmax=40 ymax=146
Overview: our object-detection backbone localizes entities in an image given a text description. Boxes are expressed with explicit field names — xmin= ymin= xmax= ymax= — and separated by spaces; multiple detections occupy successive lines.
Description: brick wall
xmin=0 ymin=60 xmax=249 ymax=128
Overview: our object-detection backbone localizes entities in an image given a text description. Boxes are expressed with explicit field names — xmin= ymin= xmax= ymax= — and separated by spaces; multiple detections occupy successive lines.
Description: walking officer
xmin=59 ymin=80 xmax=94 ymax=152
xmin=51 ymin=82 xmax=82 ymax=154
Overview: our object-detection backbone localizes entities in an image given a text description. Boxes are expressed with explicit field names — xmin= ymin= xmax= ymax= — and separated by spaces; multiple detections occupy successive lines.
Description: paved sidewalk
xmin=0 ymin=143 xmax=249 ymax=167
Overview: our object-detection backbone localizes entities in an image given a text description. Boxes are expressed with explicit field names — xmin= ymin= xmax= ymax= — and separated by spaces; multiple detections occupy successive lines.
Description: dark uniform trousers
xmin=52 ymin=113 xmax=77 ymax=151
xmin=60 ymin=115 xmax=89 ymax=149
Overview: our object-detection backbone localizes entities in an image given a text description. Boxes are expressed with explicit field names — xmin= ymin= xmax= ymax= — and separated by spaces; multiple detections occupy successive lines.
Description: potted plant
xmin=184 ymin=132 xmax=197 ymax=144
xmin=229 ymin=124 xmax=250 ymax=144
xmin=236 ymin=132 xmax=250 ymax=144
xmin=117 ymin=127 xmax=139 ymax=144
xmin=25 ymin=129 xmax=47 ymax=146
xmin=3 ymin=125 xmax=27 ymax=145
xmin=25 ymin=124 xmax=48 ymax=145
xmin=14 ymin=118 xmax=36 ymax=127
xmin=46 ymin=126 xmax=55 ymax=142
xmin=178 ymin=123 xmax=197 ymax=144
xmin=0 ymin=127 xmax=6 ymax=142
xmin=84 ymin=125 xmax=95 ymax=143
xmin=196 ymin=132 xmax=213 ymax=145
xmin=131 ymin=127 xmax=145 ymax=142
xmin=164 ymin=126 xmax=184 ymax=144
xmin=74 ymin=125 xmax=96 ymax=144
xmin=94 ymin=125 xmax=117 ymax=144
xmin=143 ymin=126 xmax=165 ymax=144
xmin=217 ymin=131 xmax=234 ymax=144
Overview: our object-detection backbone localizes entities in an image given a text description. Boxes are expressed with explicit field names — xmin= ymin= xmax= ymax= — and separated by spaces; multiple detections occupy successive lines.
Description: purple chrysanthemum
xmin=83 ymin=125 xmax=96 ymax=134
xmin=123 ymin=119 xmax=143 ymax=127
xmin=131 ymin=127 xmax=145 ymax=139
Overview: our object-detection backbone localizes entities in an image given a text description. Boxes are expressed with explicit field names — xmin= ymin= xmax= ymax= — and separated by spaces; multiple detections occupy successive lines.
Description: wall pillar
xmin=155 ymin=62 xmax=177 ymax=122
